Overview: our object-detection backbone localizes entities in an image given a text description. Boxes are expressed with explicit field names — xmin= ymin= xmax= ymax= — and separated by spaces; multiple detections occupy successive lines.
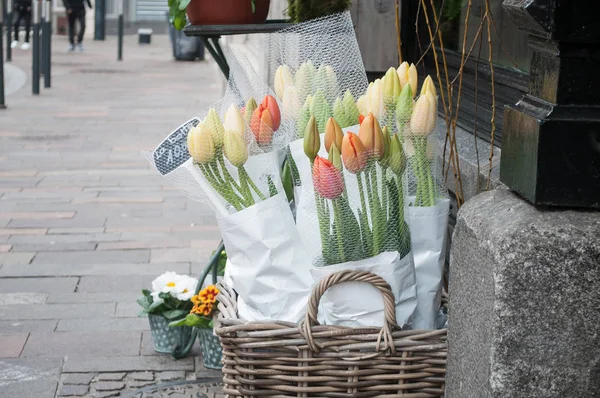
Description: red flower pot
xmin=186 ymin=0 xmax=271 ymax=25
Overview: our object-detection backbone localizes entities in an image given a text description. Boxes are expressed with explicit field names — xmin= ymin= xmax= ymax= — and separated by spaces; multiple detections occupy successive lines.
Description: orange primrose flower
xmin=199 ymin=285 xmax=220 ymax=303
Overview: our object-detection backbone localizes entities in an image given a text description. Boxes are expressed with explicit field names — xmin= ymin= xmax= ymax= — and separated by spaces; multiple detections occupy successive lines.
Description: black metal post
xmin=94 ymin=0 xmax=105 ymax=40
xmin=31 ymin=0 xmax=39 ymax=95
xmin=0 ymin=0 xmax=7 ymax=108
xmin=43 ymin=0 xmax=50 ymax=87
xmin=5 ymin=0 xmax=11 ymax=61
xmin=117 ymin=0 xmax=123 ymax=60
xmin=501 ymin=0 xmax=600 ymax=209
xmin=40 ymin=0 xmax=46 ymax=76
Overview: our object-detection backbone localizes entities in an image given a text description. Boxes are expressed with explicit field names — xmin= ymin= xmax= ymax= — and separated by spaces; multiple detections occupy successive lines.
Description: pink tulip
xmin=313 ymin=156 xmax=344 ymax=199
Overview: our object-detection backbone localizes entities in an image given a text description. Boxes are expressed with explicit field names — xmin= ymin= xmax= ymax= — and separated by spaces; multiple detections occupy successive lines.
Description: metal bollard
xmin=40 ymin=0 xmax=46 ymax=75
xmin=0 ymin=0 xmax=6 ymax=108
xmin=43 ymin=0 xmax=51 ymax=87
xmin=117 ymin=0 xmax=123 ymax=60
xmin=5 ymin=0 xmax=12 ymax=62
xmin=32 ymin=0 xmax=40 ymax=95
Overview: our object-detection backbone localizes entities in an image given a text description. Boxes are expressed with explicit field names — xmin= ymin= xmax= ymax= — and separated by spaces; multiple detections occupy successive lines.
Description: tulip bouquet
xmin=357 ymin=63 xmax=451 ymax=329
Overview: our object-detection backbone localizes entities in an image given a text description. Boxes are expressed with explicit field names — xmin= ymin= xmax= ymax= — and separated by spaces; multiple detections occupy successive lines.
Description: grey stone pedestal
xmin=447 ymin=188 xmax=600 ymax=398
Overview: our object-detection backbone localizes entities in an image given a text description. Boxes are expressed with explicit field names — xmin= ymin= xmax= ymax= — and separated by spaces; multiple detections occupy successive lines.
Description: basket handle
xmin=300 ymin=270 xmax=399 ymax=354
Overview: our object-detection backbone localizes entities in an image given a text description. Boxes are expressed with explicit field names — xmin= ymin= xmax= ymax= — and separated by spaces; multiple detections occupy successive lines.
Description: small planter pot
xmin=186 ymin=0 xmax=271 ymax=26
xmin=148 ymin=313 xmax=193 ymax=354
xmin=197 ymin=328 xmax=223 ymax=369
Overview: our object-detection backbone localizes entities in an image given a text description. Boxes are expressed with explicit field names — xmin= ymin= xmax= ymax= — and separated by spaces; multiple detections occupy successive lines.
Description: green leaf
xmin=173 ymin=13 xmax=187 ymax=30
xmin=162 ymin=309 xmax=189 ymax=321
xmin=137 ymin=295 xmax=152 ymax=310
xmin=168 ymin=318 xmax=188 ymax=327
xmin=267 ymin=176 xmax=278 ymax=197
xmin=337 ymin=196 xmax=364 ymax=261
xmin=142 ymin=289 xmax=151 ymax=297
xmin=178 ymin=0 xmax=191 ymax=10
xmin=147 ymin=300 xmax=165 ymax=313
xmin=251 ymin=0 xmax=256 ymax=13
xmin=281 ymin=159 xmax=294 ymax=202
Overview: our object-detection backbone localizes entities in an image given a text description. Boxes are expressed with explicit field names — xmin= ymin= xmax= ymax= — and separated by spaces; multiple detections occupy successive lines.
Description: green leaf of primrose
xmin=142 ymin=289 xmax=151 ymax=297
xmin=168 ymin=318 xmax=188 ymax=327
xmin=162 ymin=309 xmax=189 ymax=320
xmin=178 ymin=0 xmax=191 ymax=11
xmin=136 ymin=296 xmax=152 ymax=310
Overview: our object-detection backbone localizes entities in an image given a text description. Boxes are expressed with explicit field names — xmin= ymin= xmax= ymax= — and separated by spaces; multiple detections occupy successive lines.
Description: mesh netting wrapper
xmin=145 ymin=49 xmax=312 ymax=323
xmin=357 ymin=65 xmax=450 ymax=329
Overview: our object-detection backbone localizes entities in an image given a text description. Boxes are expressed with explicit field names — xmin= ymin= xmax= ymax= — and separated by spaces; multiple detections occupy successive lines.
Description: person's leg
xmin=77 ymin=10 xmax=86 ymax=44
xmin=23 ymin=9 xmax=31 ymax=43
xmin=13 ymin=8 xmax=23 ymax=42
xmin=67 ymin=12 xmax=76 ymax=46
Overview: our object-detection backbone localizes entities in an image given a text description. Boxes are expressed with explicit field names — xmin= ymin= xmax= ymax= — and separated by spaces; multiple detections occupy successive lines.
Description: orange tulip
xmin=324 ymin=117 xmax=343 ymax=153
xmin=261 ymin=95 xmax=281 ymax=132
xmin=313 ymin=156 xmax=344 ymax=199
xmin=341 ymin=132 xmax=367 ymax=174
xmin=359 ymin=114 xmax=365 ymax=125
xmin=250 ymin=104 xmax=275 ymax=146
xmin=358 ymin=113 xmax=385 ymax=160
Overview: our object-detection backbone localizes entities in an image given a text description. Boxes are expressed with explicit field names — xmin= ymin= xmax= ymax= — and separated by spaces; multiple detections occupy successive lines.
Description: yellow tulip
xmin=369 ymin=79 xmax=383 ymax=120
xmin=204 ymin=108 xmax=224 ymax=148
xmin=274 ymin=65 xmax=294 ymax=99
xmin=187 ymin=123 xmax=215 ymax=164
xmin=421 ymin=75 xmax=437 ymax=98
xmin=383 ymin=67 xmax=402 ymax=98
xmin=409 ymin=92 xmax=437 ymax=136
xmin=223 ymin=104 xmax=248 ymax=167
xmin=223 ymin=104 xmax=245 ymax=137
xmin=324 ymin=117 xmax=343 ymax=153
xmin=397 ymin=62 xmax=418 ymax=96
xmin=243 ymin=97 xmax=258 ymax=126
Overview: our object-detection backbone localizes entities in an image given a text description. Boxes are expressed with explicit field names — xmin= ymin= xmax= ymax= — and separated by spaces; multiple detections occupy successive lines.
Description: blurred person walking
xmin=11 ymin=0 xmax=32 ymax=50
xmin=63 ymin=0 xmax=92 ymax=52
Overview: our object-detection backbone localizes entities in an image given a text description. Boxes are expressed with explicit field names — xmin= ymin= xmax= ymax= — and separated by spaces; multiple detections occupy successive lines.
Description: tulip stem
xmin=396 ymin=173 xmax=406 ymax=241
xmin=311 ymin=163 xmax=331 ymax=264
xmin=217 ymin=151 xmax=242 ymax=193
xmin=199 ymin=163 xmax=243 ymax=211
xmin=365 ymin=164 xmax=382 ymax=255
xmin=237 ymin=167 xmax=255 ymax=207
xmin=332 ymin=199 xmax=346 ymax=263
xmin=356 ymin=172 xmax=373 ymax=254
xmin=240 ymin=167 xmax=266 ymax=201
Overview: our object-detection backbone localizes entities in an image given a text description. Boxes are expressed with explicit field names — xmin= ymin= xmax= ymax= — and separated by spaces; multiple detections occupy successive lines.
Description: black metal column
xmin=94 ymin=0 xmax=105 ymax=40
xmin=117 ymin=0 xmax=123 ymax=60
xmin=0 ymin=0 xmax=7 ymax=108
xmin=40 ymin=0 xmax=46 ymax=75
xmin=43 ymin=0 xmax=50 ymax=87
xmin=501 ymin=0 xmax=600 ymax=209
xmin=31 ymin=0 xmax=39 ymax=95
xmin=4 ymin=0 xmax=11 ymax=61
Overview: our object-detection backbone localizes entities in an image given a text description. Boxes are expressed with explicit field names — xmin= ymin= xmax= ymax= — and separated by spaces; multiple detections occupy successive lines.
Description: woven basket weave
xmin=215 ymin=270 xmax=447 ymax=397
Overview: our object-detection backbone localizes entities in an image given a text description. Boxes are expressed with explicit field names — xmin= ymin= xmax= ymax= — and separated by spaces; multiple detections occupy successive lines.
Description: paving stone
xmin=58 ymin=384 xmax=89 ymax=396
xmin=97 ymin=240 xmax=191 ymax=250
xmin=0 ymin=228 xmax=48 ymax=235
xmin=0 ymin=252 xmax=35 ymax=265
xmin=128 ymin=380 xmax=155 ymax=388
xmin=93 ymin=381 xmax=126 ymax=391
xmin=0 ymin=320 xmax=58 ymax=333
xmin=0 ymin=357 xmax=63 ymax=398
xmin=77 ymin=275 xmax=156 ymax=293
xmin=0 ymin=303 xmax=115 ymax=320
xmin=57 ymin=318 xmax=149 ymax=332
xmin=95 ymin=391 xmax=121 ymax=398
xmin=0 ymin=211 xmax=75 ymax=219
xmin=0 ymin=262 xmax=190 ymax=277
xmin=47 ymin=292 xmax=139 ymax=304
xmin=7 ymin=233 xmax=120 ymax=243
xmin=32 ymin=249 xmax=150 ymax=265
xmin=0 ymin=277 xmax=79 ymax=293
xmin=7 ymin=216 xmax=105 ymax=228
xmin=0 ymin=333 xmax=29 ymax=357
xmin=63 ymin=356 xmax=195 ymax=372
xmin=10 ymin=242 xmax=97 ymax=252
xmin=0 ymin=244 xmax=12 ymax=252
xmin=21 ymin=331 xmax=142 ymax=357
xmin=47 ymin=227 xmax=106 ymax=234
xmin=158 ymin=371 xmax=186 ymax=382
xmin=62 ymin=373 xmax=96 ymax=385
xmin=130 ymin=372 xmax=155 ymax=381
xmin=150 ymin=248 xmax=212 ymax=263
xmin=0 ymin=292 xmax=48 ymax=305
xmin=97 ymin=372 xmax=126 ymax=381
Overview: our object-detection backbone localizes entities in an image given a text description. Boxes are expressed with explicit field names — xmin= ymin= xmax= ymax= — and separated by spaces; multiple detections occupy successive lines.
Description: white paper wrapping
xmin=408 ymin=198 xmax=450 ymax=329
xmin=310 ymin=251 xmax=418 ymax=328
xmin=218 ymin=192 xmax=313 ymax=323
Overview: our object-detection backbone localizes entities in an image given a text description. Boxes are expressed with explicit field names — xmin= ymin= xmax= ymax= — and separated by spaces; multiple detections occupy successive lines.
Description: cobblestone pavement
xmin=0 ymin=34 xmax=225 ymax=397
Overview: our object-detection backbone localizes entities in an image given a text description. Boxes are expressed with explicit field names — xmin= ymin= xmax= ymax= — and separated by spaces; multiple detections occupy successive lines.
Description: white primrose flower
xmin=174 ymin=275 xmax=198 ymax=301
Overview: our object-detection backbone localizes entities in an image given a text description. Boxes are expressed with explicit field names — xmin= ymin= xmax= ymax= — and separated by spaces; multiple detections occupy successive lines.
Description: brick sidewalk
xmin=0 ymin=34 xmax=224 ymax=397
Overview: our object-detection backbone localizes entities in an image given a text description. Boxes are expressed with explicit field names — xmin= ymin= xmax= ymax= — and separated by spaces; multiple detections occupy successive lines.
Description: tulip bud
xmin=261 ymin=95 xmax=281 ymax=132
xmin=343 ymin=90 xmax=360 ymax=125
xmin=397 ymin=62 xmax=418 ymax=96
xmin=303 ymin=116 xmax=320 ymax=162
xmin=223 ymin=104 xmax=245 ymax=136
xmin=333 ymin=98 xmax=348 ymax=127
xmin=274 ymin=65 xmax=294 ymax=99
xmin=396 ymin=84 xmax=413 ymax=133
xmin=205 ymin=108 xmax=224 ymax=148
xmin=313 ymin=156 xmax=344 ymax=199
xmin=297 ymin=95 xmax=313 ymax=137
xmin=369 ymin=79 xmax=383 ymax=120
xmin=243 ymin=97 xmax=258 ymax=126
xmin=356 ymin=94 xmax=368 ymax=117
xmin=381 ymin=126 xmax=391 ymax=162
xmin=310 ymin=90 xmax=332 ymax=134
xmin=282 ymin=86 xmax=300 ymax=119
xmin=324 ymin=117 xmax=343 ymax=153
xmin=383 ymin=67 xmax=402 ymax=98
xmin=388 ymin=134 xmax=406 ymax=176
xmin=358 ymin=113 xmax=385 ymax=160
xmin=250 ymin=104 xmax=274 ymax=146
xmin=223 ymin=128 xmax=248 ymax=167
xmin=421 ymin=75 xmax=437 ymax=98
xmin=187 ymin=123 xmax=215 ymax=164
xmin=409 ymin=92 xmax=436 ymax=136
xmin=404 ymin=138 xmax=415 ymax=158
xmin=341 ymin=132 xmax=367 ymax=174
xmin=295 ymin=61 xmax=314 ymax=102
xmin=328 ymin=143 xmax=343 ymax=171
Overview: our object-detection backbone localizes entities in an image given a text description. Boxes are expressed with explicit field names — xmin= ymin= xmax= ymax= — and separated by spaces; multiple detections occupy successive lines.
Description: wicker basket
xmin=215 ymin=270 xmax=447 ymax=397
